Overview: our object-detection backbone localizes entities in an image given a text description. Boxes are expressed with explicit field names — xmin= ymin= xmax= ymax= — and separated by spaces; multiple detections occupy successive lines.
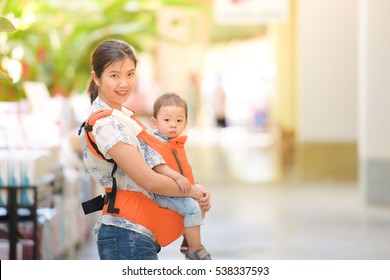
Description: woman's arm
xmin=108 ymin=141 xmax=203 ymax=200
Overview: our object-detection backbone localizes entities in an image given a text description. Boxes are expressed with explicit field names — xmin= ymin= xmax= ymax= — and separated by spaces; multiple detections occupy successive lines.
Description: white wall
xmin=298 ymin=0 xmax=358 ymax=142
xmin=358 ymin=0 xmax=390 ymax=158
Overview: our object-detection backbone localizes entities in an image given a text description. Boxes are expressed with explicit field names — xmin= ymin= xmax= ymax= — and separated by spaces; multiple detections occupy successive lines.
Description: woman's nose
xmin=118 ymin=77 xmax=129 ymax=86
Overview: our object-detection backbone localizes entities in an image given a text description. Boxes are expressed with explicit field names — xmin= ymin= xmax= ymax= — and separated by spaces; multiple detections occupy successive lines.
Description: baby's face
xmin=153 ymin=105 xmax=187 ymax=139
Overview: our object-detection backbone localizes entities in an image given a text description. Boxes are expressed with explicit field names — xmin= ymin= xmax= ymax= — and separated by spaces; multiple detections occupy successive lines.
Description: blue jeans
xmin=153 ymin=196 xmax=203 ymax=228
xmin=97 ymin=223 xmax=160 ymax=260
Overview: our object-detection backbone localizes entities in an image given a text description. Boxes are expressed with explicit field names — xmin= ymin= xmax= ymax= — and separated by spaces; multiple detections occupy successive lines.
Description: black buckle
xmin=84 ymin=123 xmax=93 ymax=132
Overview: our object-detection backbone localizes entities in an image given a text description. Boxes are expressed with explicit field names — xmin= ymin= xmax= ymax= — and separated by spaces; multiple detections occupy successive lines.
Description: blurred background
xmin=1 ymin=0 xmax=390 ymax=260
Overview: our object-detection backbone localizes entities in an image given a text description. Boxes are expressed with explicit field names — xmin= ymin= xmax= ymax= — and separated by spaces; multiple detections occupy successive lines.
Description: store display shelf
xmin=0 ymin=173 xmax=59 ymax=260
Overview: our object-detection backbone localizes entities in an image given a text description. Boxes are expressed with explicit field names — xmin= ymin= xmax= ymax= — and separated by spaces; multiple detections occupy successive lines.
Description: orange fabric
xmin=129 ymin=114 xmax=195 ymax=184
xmin=137 ymin=131 xmax=195 ymax=184
xmin=85 ymin=109 xmax=113 ymax=160
xmin=102 ymin=189 xmax=184 ymax=247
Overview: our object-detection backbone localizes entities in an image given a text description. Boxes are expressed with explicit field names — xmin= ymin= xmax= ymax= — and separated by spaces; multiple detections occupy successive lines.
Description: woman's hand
xmin=199 ymin=190 xmax=211 ymax=212
xmin=195 ymin=184 xmax=211 ymax=213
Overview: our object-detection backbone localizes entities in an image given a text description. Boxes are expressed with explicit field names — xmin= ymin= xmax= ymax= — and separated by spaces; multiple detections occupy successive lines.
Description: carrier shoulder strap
xmin=78 ymin=108 xmax=120 ymax=214
xmin=78 ymin=109 xmax=113 ymax=160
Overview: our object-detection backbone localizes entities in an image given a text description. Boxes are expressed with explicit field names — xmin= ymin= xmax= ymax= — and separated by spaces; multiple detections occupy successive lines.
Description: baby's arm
xmin=153 ymin=164 xmax=191 ymax=194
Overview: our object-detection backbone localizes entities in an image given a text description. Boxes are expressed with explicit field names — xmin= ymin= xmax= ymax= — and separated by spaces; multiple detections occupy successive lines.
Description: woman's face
xmin=93 ymin=58 xmax=136 ymax=110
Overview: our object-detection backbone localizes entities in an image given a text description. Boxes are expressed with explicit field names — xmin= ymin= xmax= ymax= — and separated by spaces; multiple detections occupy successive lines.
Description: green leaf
xmin=0 ymin=17 xmax=17 ymax=32
xmin=0 ymin=69 xmax=13 ymax=83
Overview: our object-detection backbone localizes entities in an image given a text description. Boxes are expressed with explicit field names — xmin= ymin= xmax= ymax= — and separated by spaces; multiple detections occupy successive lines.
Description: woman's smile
xmin=115 ymin=90 xmax=128 ymax=97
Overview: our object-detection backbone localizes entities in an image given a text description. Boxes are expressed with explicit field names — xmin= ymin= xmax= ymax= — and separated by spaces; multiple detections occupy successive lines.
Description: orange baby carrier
xmin=78 ymin=108 xmax=185 ymax=247
xmin=132 ymin=117 xmax=195 ymax=185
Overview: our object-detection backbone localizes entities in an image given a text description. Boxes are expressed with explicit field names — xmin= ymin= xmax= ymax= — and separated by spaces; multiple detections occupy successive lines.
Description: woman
xmin=83 ymin=39 xmax=211 ymax=260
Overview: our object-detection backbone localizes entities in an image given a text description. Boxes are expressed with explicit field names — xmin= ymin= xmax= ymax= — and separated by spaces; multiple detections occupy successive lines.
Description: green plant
xmin=0 ymin=16 xmax=16 ymax=83
xmin=1 ymin=0 xmax=207 ymax=99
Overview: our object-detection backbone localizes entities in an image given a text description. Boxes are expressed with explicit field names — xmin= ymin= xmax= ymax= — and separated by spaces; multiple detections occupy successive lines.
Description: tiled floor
xmin=72 ymin=181 xmax=390 ymax=260
xmin=70 ymin=128 xmax=390 ymax=260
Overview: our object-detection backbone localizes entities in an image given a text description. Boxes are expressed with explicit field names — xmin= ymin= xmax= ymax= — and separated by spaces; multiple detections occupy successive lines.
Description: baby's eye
xmin=164 ymin=118 xmax=170 ymax=122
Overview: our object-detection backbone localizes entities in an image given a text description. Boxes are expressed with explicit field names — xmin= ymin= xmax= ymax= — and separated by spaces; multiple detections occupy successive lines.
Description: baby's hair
xmin=153 ymin=93 xmax=188 ymax=119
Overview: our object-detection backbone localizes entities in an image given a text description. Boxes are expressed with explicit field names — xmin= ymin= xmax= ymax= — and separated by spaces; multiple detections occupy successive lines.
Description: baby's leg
xmin=179 ymin=198 xmax=204 ymax=252
xmin=154 ymin=195 xmax=203 ymax=252
xmin=184 ymin=225 xmax=202 ymax=252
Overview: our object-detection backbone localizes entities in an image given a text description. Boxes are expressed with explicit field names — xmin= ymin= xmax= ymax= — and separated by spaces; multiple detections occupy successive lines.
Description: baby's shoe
xmin=185 ymin=246 xmax=212 ymax=260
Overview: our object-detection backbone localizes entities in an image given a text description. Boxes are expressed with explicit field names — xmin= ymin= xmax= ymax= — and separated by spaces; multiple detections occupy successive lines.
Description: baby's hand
xmin=176 ymin=176 xmax=191 ymax=194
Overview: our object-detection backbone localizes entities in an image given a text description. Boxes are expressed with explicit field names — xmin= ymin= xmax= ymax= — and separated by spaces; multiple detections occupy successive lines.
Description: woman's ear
xmin=91 ymin=71 xmax=100 ymax=86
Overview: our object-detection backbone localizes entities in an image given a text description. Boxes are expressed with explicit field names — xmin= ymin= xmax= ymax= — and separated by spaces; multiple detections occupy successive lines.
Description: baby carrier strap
xmin=78 ymin=109 xmax=120 ymax=214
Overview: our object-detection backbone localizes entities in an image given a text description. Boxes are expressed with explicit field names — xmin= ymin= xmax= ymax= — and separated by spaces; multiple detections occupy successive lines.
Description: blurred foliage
xmin=0 ymin=16 xmax=16 ymax=84
xmin=0 ymin=0 xmax=207 ymax=101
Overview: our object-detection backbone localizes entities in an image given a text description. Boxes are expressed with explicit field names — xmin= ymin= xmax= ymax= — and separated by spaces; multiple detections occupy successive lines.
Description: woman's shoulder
xmin=89 ymin=98 xmax=118 ymax=126
xmin=91 ymin=96 xmax=109 ymax=110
